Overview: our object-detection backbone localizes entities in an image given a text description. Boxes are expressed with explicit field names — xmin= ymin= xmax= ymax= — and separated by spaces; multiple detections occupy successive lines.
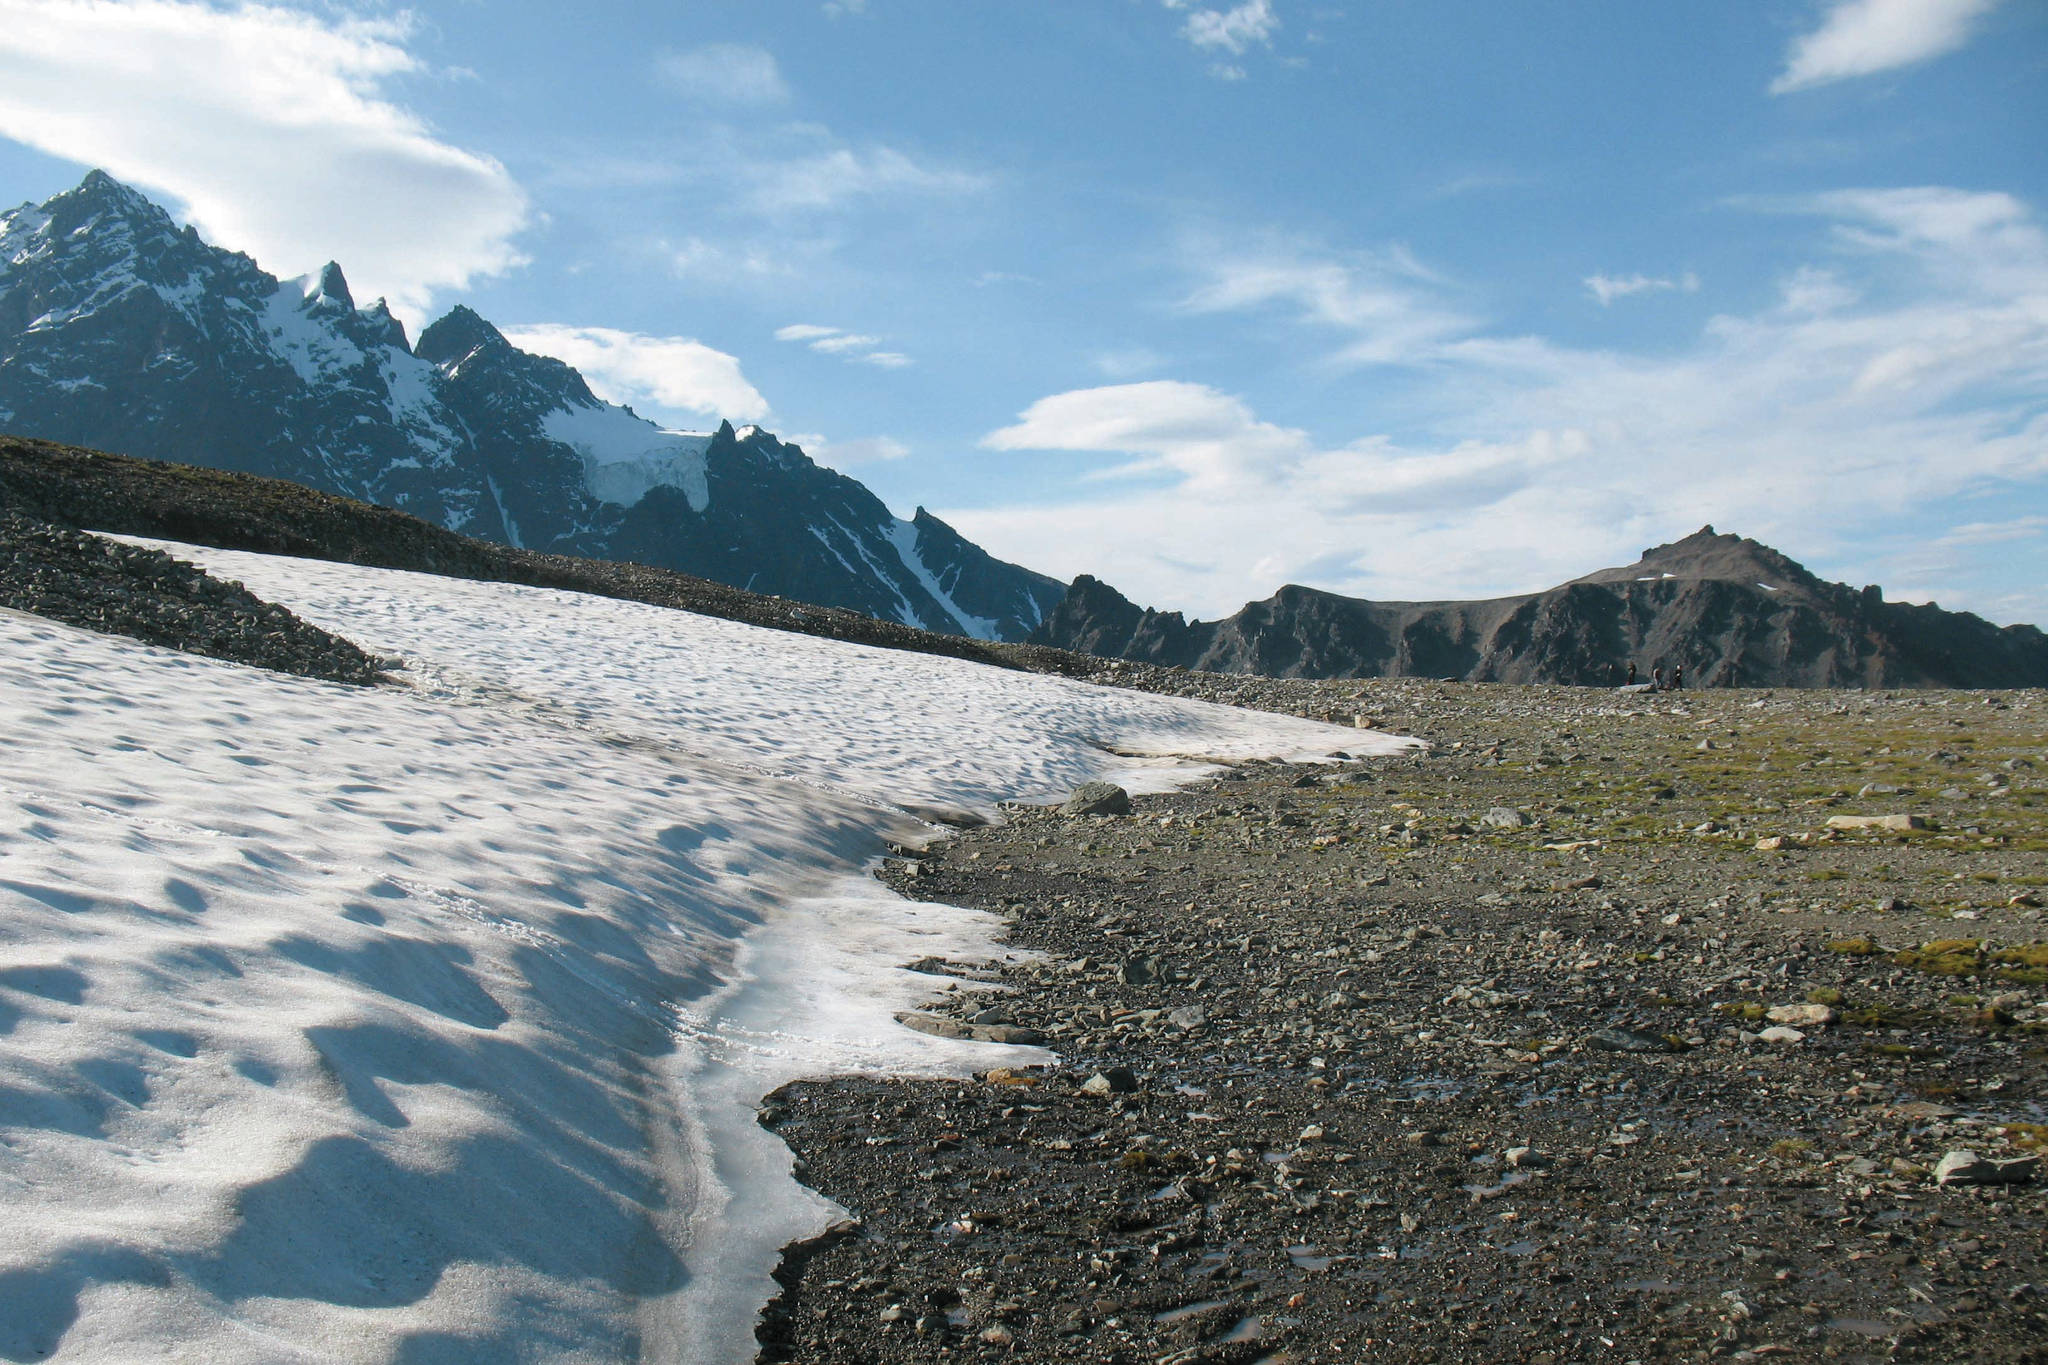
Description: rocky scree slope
xmin=762 ymin=681 xmax=2048 ymax=1363
xmin=0 ymin=170 xmax=1062 ymax=640
xmin=1032 ymin=527 xmax=2048 ymax=689
xmin=0 ymin=506 xmax=383 ymax=684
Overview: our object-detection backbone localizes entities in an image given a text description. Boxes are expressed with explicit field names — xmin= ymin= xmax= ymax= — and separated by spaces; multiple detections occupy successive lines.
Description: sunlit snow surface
xmin=0 ymin=544 xmax=1412 ymax=1363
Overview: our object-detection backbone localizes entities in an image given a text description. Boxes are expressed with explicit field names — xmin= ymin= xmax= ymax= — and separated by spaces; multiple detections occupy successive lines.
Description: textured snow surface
xmin=0 ymin=545 xmax=1409 ymax=1363
xmin=542 ymin=404 xmax=713 ymax=512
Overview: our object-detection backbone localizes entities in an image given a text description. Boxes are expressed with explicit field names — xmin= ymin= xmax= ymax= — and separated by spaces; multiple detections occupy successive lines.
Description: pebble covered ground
xmin=0 ymin=510 xmax=385 ymax=684
xmin=760 ymin=674 xmax=2048 ymax=1364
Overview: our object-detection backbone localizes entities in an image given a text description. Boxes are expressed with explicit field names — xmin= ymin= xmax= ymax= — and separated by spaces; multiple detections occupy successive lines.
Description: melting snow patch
xmin=1 ymin=544 xmax=1414 ymax=1362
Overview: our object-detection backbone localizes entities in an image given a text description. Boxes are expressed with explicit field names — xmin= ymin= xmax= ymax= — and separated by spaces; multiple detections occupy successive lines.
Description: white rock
xmin=1766 ymin=1003 xmax=1836 ymax=1028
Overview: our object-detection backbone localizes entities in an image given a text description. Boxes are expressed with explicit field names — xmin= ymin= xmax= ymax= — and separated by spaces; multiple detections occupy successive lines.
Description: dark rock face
xmin=0 ymin=172 xmax=1064 ymax=641
xmin=1034 ymin=527 xmax=2048 ymax=688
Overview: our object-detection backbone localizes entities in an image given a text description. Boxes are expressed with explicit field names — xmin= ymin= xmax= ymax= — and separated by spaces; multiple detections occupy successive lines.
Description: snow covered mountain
xmin=0 ymin=171 xmax=1064 ymax=640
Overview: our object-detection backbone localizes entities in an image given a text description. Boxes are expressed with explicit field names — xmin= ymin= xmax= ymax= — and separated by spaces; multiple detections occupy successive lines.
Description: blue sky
xmin=0 ymin=0 xmax=2043 ymax=624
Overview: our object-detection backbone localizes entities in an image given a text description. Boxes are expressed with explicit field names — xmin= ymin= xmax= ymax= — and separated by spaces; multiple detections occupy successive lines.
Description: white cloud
xmin=1584 ymin=271 xmax=1701 ymax=305
xmin=775 ymin=323 xmax=840 ymax=342
xmin=501 ymin=324 xmax=771 ymax=424
xmin=656 ymin=44 xmax=790 ymax=106
xmin=954 ymin=187 xmax=2048 ymax=624
xmin=0 ymin=0 xmax=528 ymax=320
xmin=1167 ymin=0 xmax=1281 ymax=55
xmin=1773 ymin=0 xmax=2004 ymax=94
xmin=857 ymin=351 xmax=913 ymax=368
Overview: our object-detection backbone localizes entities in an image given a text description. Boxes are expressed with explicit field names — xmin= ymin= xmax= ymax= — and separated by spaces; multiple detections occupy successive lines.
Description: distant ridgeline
xmin=0 ymin=171 xmax=1063 ymax=642
xmin=1032 ymin=528 xmax=2048 ymax=689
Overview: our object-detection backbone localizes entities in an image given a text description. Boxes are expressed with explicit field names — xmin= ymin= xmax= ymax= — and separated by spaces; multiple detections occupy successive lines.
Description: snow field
xmin=0 ymin=545 xmax=1411 ymax=1362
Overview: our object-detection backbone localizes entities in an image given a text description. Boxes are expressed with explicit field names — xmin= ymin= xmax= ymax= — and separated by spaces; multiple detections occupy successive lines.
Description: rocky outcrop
xmin=0 ymin=171 xmax=1064 ymax=640
xmin=1033 ymin=527 xmax=2048 ymax=689
xmin=0 ymin=507 xmax=384 ymax=685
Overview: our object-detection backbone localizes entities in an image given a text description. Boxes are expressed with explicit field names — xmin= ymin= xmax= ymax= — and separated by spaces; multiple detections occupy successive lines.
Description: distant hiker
xmin=1652 ymin=665 xmax=1665 ymax=690
xmin=1626 ymin=662 xmax=1637 ymax=686
xmin=1671 ymin=663 xmax=1684 ymax=690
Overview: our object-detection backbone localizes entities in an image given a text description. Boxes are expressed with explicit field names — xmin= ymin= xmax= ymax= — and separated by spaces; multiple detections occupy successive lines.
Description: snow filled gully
xmin=0 ymin=543 xmax=1414 ymax=1363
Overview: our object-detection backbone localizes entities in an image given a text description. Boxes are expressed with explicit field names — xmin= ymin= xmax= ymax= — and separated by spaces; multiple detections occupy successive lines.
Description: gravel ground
xmin=759 ymin=677 xmax=2048 ymax=1365
xmin=0 ymin=510 xmax=385 ymax=684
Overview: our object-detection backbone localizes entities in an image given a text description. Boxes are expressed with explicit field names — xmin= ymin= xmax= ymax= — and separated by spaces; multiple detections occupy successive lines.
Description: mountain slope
xmin=1032 ymin=527 xmax=2048 ymax=688
xmin=0 ymin=171 xmax=1064 ymax=640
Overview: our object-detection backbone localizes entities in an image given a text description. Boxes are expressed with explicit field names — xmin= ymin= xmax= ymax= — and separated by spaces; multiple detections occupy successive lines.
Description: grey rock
xmin=1061 ymin=782 xmax=1132 ymax=816
xmin=1081 ymin=1066 xmax=1139 ymax=1095
xmin=1117 ymin=954 xmax=1159 ymax=985
xmin=1585 ymin=1027 xmax=1686 ymax=1054
xmin=1935 ymin=1150 xmax=2039 ymax=1187
xmin=1481 ymin=807 xmax=1534 ymax=829
xmin=896 ymin=1012 xmax=1048 ymax=1047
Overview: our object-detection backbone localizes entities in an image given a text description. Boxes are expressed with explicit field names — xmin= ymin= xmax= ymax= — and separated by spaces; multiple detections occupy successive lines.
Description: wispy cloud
xmin=952 ymin=187 xmax=2048 ymax=624
xmin=792 ymin=433 xmax=910 ymax=466
xmin=1772 ymin=0 xmax=2005 ymax=94
xmin=655 ymin=44 xmax=790 ymax=106
xmin=1180 ymin=232 xmax=1477 ymax=364
xmin=1584 ymin=271 xmax=1701 ymax=305
xmin=742 ymin=144 xmax=987 ymax=215
xmin=773 ymin=322 xmax=912 ymax=368
xmin=0 ymin=0 xmax=527 ymax=320
xmin=503 ymin=324 xmax=770 ymax=423
xmin=1092 ymin=347 xmax=1170 ymax=379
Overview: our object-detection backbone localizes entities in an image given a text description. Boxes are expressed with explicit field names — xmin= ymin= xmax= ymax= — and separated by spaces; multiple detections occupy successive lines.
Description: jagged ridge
xmin=1031 ymin=527 xmax=2048 ymax=689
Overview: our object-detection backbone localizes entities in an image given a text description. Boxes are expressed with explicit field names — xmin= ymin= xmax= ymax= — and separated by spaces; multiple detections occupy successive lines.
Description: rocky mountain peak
xmin=414 ymin=304 xmax=508 ymax=369
xmin=1577 ymin=525 xmax=1824 ymax=598
xmin=309 ymin=261 xmax=354 ymax=312
xmin=64 ymin=168 xmax=171 ymax=222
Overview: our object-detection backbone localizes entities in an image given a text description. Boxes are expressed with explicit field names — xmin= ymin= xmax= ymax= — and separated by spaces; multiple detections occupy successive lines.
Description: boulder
xmin=1825 ymin=813 xmax=1930 ymax=832
xmin=1061 ymin=781 xmax=1132 ymax=816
